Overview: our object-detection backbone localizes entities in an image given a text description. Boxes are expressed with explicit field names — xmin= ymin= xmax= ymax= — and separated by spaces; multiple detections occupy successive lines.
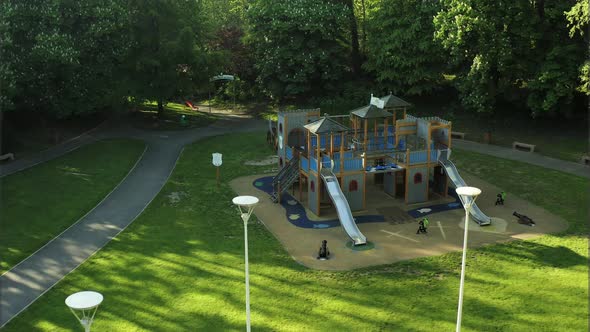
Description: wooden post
xmin=299 ymin=173 xmax=303 ymax=201
xmin=427 ymin=122 xmax=431 ymax=165
xmin=340 ymin=132 xmax=344 ymax=175
xmin=374 ymin=119 xmax=377 ymax=139
xmin=384 ymin=118 xmax=388 ymax=148
xmin=448 ymin=121 xmax=453 ymax=149
xmin=405 ymin=168 xmax=409 ymax=204
xmin=364 ymin=119 xmax=368 ymax=150
xmin=330 ymin=132 xmax=334 ymax=157
xmin=307 ymin=130 xmax=311 ymax=159
xmin=216 ymin=166 xmax=220 ymax=187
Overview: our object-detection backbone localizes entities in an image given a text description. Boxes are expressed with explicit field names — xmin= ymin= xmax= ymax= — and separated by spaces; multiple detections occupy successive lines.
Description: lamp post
xmin=455 ymin=186 xmax=481 ymax=332
xmin=65 ymin=291 xmax=103 ymax=332
xmin=232 ymin=195 xmax=259 ymax=332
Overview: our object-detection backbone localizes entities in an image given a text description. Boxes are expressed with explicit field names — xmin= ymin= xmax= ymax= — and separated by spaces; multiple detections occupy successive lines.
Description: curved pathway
xmin=453 ymin=140 xmax=590 ymax=179
xmin=0 ymin=113 xmax=266 ymax=327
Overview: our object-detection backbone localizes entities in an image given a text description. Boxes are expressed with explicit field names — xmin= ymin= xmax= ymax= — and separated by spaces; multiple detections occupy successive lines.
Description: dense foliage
xmin=364 ymin=0 xmax=445 ymax=95
xmin=434 ymin=0 xmax=588 ymax=115
xmin=1 ymin=1 xmax=130 ymax=118
xmin=246 ymin=0 xmax=348 ymax=99
xmin=0 ymin=0 xmax=587 ymax=119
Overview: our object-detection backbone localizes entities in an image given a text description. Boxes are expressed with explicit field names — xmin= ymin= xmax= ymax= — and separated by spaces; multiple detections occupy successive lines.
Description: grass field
xmin=0 ymin=139 xmax=146 ymax=274
xmin=4 ymin=132 xmax=587 ymax=331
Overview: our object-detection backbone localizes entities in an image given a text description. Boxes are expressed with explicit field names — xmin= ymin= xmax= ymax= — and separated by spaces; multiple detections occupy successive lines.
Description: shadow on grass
xmin=4 ymin=132 xmax=588 ymax=331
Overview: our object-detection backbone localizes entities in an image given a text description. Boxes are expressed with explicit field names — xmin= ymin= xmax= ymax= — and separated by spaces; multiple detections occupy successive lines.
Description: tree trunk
xmin=344 ymin=0 xmax=361 ymax=75
xmin=157 ymin=99 xmax=164 ymax=119
xmin=0 ymin=110 xmax=4 ymax=155
xmin=361 ymin=0 xmax=367 ymax=54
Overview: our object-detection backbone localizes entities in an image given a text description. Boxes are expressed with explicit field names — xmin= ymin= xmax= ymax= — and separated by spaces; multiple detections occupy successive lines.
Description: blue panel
xmin=398 ymin=139 xmax=406 ymax=150
xmin=344 ymin=159 xmax=363 ymax=171
xmin=286 ymin=147 xmax=293 ymax=160
xmin=410 ymin=151 xmax=427 ymax=164
xmin=310 ymin=157 xmax=318 ymax=172
xmin=301 ymin=157 xmax=309 ymax=171
xmin=430 ymin=150 xmax=438 ymax=161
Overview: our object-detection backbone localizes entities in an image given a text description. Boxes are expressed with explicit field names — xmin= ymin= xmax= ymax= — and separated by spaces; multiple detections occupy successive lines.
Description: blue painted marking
xmin=312 ymin=224 xmax=330 ymax=229
xmin=448 ymin=202 xmax=461 ymax=208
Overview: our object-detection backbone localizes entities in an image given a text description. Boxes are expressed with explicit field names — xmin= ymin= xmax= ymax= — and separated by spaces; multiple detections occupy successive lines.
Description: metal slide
xmin=320 ymin=168 xmax=367 ymax=245
xmin=439 ymin=159 xmax=492 ymax=226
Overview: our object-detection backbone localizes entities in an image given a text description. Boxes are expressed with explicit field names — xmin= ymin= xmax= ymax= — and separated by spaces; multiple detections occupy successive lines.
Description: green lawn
xmin=409 ymin=98 xmax=588 ymax=163
xmin=4 ymin=133 xmax=587 ymax=331
xmin=0 ymin=139 xmax=146 ymax=274
xmin=130 ymin=101 xmax=221 ymax=130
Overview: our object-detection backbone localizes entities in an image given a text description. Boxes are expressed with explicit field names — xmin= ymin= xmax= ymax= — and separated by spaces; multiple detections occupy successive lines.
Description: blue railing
xmin=344 ymin=158 xmax=363 ymax=171
xmin=430 ymin=150 xmax=438 ymax=161
xmin=333 ymin=151 xmax=353 ymax=160
xmin=300 ymin=157 xmax=309 ymax=171
xmin=409 ymin=151 xmax=428 ymax=164
xmin=286 ymin=147 xmax=293 ymax=160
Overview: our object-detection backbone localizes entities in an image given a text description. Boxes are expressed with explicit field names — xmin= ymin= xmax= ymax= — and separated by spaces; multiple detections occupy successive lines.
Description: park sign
xmin=212 ymin=153 xmax=222 ymax=166
xmin=212 ymin=153 xmax=222 ymax=186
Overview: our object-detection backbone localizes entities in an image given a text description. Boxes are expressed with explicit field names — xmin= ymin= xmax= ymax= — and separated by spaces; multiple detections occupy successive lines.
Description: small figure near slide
xmin=495 ymin=191 xmax=506 ymax=205
xmin=416 ymin=217 xmax=429 ymax=234
xmin=317 ymin=240 xmax=330 ymax=260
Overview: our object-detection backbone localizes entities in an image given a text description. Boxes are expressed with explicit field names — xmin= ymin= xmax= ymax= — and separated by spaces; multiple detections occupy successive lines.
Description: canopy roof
xmin=380 ymin=94 xmax=411 ymax=108
xmin=304 ymin=116 xmax=349 ymax=134
xmin=350 ymin=104 xmax=393 ymax=119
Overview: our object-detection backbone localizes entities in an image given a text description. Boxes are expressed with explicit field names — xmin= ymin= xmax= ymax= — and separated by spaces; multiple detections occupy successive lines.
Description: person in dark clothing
xmin=496 ymin=191 xmax=506 ymax=205
xmin=416 ymin=218 xmax=429 ymax=234
xmin=317 ymin=240 xmax=330 ymax=260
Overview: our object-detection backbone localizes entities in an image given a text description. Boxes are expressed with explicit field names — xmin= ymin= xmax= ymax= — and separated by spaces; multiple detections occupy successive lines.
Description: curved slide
xmin=439 ymin=159 xmax=492 ymax=226
xmin=320 ymin=168 xmax=367 ymax=245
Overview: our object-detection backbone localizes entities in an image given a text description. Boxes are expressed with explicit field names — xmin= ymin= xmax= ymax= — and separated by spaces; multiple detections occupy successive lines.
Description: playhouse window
xmin=279 ymin=123 xmax=283 ymax=133
xmin=311 ymin=180 xmax=315 ymax=192
xmin=349 ymin=180 xmax=358 ymax=192
xmin=414 ymin=173 xmax=423 ymax=184
xmin=279 ymin=157 xmax=283 ymax=167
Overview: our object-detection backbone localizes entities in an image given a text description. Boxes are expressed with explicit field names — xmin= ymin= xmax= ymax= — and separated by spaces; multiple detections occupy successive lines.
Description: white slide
xmin=320 ymin=168 xmax=367 ymax=245
xmin=439 ymin=159 xmax=492 ymax=226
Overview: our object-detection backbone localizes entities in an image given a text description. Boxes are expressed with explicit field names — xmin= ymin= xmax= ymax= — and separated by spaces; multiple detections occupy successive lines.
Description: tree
xmin=434 ymin=0 xmax=587 ymax=115
xmin=246 ymin=0 xmax=348 ymax=99
xmin=565 ymin=0 xmax=590 ymax=97
xmin=364 ymin=0 xmax=445 ymax=95
xmin=434 ymin=0 xmax=539 ymax=113
xmin=0 ymin=1 xmax=132 ymax=119
xmin=126 ymin=0 xmax=211 ymax=117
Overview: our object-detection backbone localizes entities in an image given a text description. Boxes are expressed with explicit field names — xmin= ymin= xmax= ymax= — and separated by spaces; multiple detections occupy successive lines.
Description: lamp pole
xmin=242 ymin=211 xmax=251 ymax=332
xmin=455 ymin=186 xmax=481 ymax=332
xmin=232 ymin=196 xmax=259 ymax=332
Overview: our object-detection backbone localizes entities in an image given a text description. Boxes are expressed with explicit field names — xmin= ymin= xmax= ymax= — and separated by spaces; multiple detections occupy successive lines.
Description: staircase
xmin=270 ymin=156 xmax=299 ymax=203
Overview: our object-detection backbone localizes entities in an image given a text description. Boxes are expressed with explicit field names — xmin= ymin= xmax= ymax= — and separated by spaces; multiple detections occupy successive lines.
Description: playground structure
xmin=270 ymin=94 xmax=491 ymax=245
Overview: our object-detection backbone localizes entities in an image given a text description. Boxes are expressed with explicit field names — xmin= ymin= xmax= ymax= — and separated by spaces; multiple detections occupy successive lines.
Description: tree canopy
xmin=0 ymin=0 xmax=587 ymax=119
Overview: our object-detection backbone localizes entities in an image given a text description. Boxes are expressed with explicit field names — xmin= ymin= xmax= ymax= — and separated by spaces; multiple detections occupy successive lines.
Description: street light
xmin=65 ymin=291 xmax=103 ymax=332
xmin=232 ymin=195 xmax=259 ymax=332
xmin=455 ymin=186 xmax=481 ymax=332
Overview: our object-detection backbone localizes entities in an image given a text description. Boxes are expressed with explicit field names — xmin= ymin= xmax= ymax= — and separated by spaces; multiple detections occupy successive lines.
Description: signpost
xmin=212 ymin=153 xmax=222 ymax=186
